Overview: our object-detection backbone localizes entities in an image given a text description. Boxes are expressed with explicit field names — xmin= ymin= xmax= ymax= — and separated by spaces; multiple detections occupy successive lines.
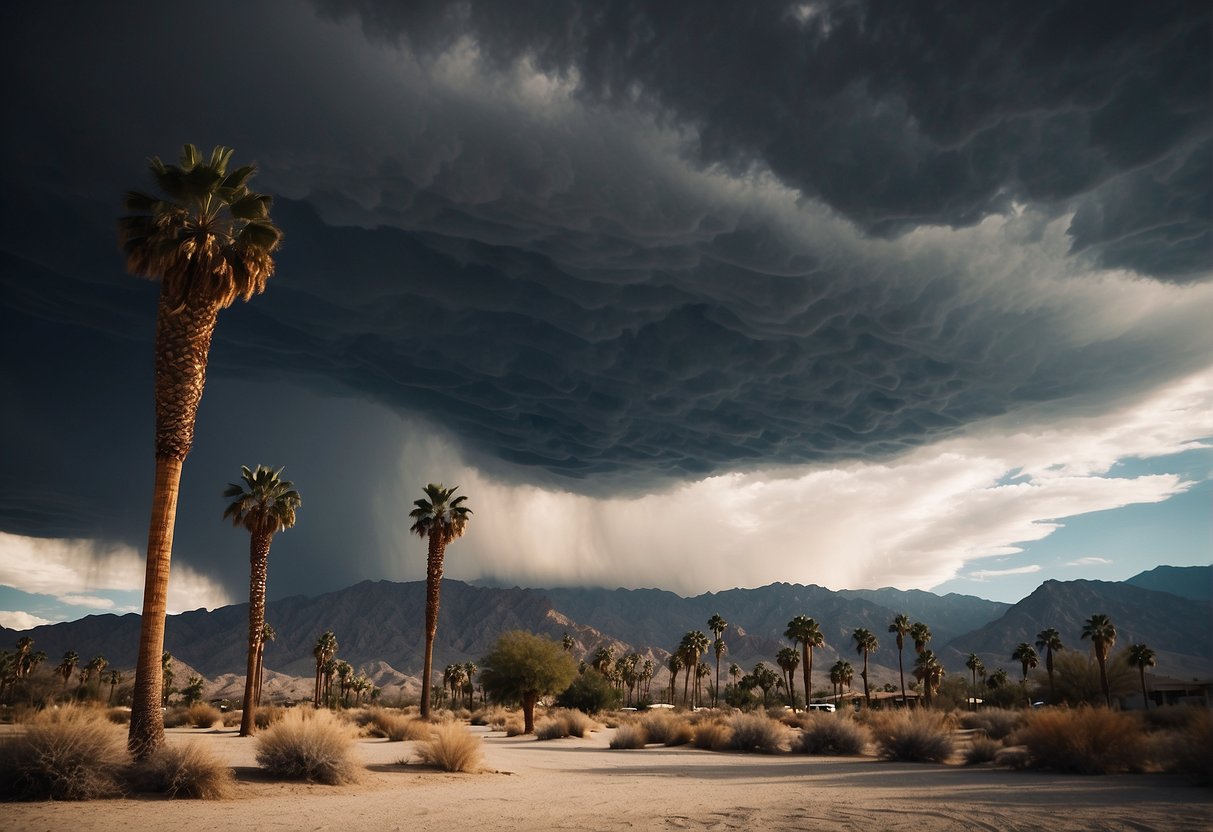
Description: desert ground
xmin=8 ymin=722 xmax=1211 ymax=832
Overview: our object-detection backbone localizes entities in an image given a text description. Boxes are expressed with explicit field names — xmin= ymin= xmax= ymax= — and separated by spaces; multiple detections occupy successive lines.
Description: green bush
xmin=128 ymin=741 xmax=235 ymax=798
xmin=254 ymin=708 xmax=361 ymax=784
xmin=794 ymin=713 xmax=869 ymax=755
xmin=556 ymin=671 xmax=621 ymax=714
xmin=0 ymin=706 xmax=127 ymax=800
xmin=870 ymin=710 xmax=955 ymax=763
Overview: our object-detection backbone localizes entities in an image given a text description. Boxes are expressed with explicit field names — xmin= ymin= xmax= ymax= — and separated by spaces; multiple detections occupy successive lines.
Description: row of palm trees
xmin=0 ymin=638 xmax=122 ymax=704
xmin=309 ymin=630 xmax=378 ymax=708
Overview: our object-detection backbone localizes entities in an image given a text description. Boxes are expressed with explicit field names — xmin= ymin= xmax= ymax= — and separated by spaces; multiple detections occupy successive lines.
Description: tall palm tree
xmin=463 ymin=661 xmax=478 ymax=709
xmin=910 ymin=622 xmax=932 ymax=655
xmin=1126 ymin=643 xmax=1156 ymax=711
xmin=14 ymin=637 xmax=33 ymax=679
xmin=785 ymin=615 xmax=825 ymax=710
xmin=1011 ymin=643 xmax=1039 ymax=706
xmin=591 ymin=645 xmax=615 ymax=675
xmin=1081 ymin=613 xmax=1117 ymax=707
xmin=313 ymin=631 xmax=338 ymax=707
xmin=852 ymin=628 xmax=878 ymax=707
xmin=888 ymin=613 xmax=911 ymax=706
xmin=641 ymin=658 xmax=654 ymax=700
xmin=86 ymin=656 xmax=108 ymax=696
xmin=830 ymin=659 xmax=854 ymax=705
xmin=121 ymin=144 xmax=283 ymax=759
xmin=1034 ymin=628 xmax=1063 ymax=704
xmin=708 ymin=614 xmax=728 ymax=707
xmin=223 ymin=464 xmax=301 ymax=736
xmin=679 ymin=631 xmax=710 ymax=707
xmin=964 ymin=653 xmax=985 ymax=711
xmin=667 ymin=653 xmax=684 ymax=703
xmin=776 ymin=646 xmax=801 ymax=707
xmin=255 ymin=622 xmax=276 ymax=706
xmin=409 ymin=484 xmax=472 ymax=719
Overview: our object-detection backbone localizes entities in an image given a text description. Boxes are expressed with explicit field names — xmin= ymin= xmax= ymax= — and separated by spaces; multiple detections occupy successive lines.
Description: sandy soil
xmin=7 ymin=723 xmax=1211 ymax=831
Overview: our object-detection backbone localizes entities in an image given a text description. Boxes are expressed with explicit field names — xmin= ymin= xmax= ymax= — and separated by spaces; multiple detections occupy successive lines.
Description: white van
xmin=806 ymin=703 xmax=836 ymax=713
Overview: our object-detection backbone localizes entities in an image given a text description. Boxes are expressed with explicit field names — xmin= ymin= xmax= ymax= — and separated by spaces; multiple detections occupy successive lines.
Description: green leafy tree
xmin=785 ymin=615 xmax=825 ymax=709
xmin=561 ymin=633 xmax=575 ymax=652
xmin=121 ymin=144 xmax=282 ymax=759
xmin=1081 ymin=613 xmax=1117 ymax=707
xmin=708 ymin=614 xmax=728 ymax=707
xmin=480 ymin=631 xmax=578 ymax=733
xmin=1126 ymin=643 xmax=1156 ymax=710
xmin=182 ymin=674 xmax=205 ymax=706
xmin=161 ymin=651 xmax=175 ymax=707
xmin=409 ymin=484 xmax=472 ymax=719
xmin=1034 ymin=628 xmax=1064 ymax=705
xmin=223 ymin=464 xmax=301 ymax=735
xmin=852 ymin=628 xmax=878 ymax=707
xmin=888 ymin=613 xmax=911 ymax=706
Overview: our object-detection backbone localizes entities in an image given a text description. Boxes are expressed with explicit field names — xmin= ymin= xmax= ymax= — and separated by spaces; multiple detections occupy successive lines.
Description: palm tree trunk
xmin=861 ymin=653 xmax=870 ymax=707
xmin=239 ymin=532 xmax=272 ymax=736
xmin=801 ymin=645 xmax=811 ymax=710
xmin=128 ymin=455 xmax=183 ymax=759
xmin=898 ymin=645 xmax=907 ymax=707
xmin=420 ymin=534 xmax=446 ymax=719
xmin=1138 ymin=666 xmax=1149 ymax=710
xmin=714 ymin=653 xmax=721 ymax=708
xmin=1097 ymin=651 xmax=1111 ymax=707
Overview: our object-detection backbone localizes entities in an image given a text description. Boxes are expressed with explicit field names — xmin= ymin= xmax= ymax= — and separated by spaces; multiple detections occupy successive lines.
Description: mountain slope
xmin=1124 ymin=565 xmax=1212 ymax=602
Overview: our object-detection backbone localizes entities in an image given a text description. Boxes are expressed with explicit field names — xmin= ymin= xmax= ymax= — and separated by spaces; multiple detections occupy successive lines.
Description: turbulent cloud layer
xmin=0 ymin=1 xmax=1209 ymax=610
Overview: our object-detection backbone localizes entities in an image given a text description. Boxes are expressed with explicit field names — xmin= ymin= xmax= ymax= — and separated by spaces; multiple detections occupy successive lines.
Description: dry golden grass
xmin=725 ymin=713 xmax=791 ymax=753
xmin=535 ymin=708 xmax=598 ymax=740
xmin=1012 ymin=707 xmax=1145 ymax=774
xmin=0 ymin=705 xmax=127 ymax=800
xmin=869 ymin=710 xmax=955 ymax=763
xmin=958 ymin=709 xmax=1023 ymax=740
xmin=963 ymin=735 xmax=1004 ymax=765
xmin=254 ymin=708 xmax=361 ymax=785
xmin=692 ymin=719 xmax=732 ymax=750
xmin=415 ymin=722 xmax=483 ymax=772
xmin=129 ymin=742 xmax=235 ymax=799
xmin=504 ymin=717 xmax=526 ymax=737
xmin=609 ymin=722 xmax=649 ymax=749
xmin=794 ymin=712 xmax=870 ymax=756
xmin=367 ymin=708 xmax=428 ymax=742
xmin=186 ymin=703 xmax=221 ymax=729
xmin=105 ymin=707 xmax=131 ymax=725
xmin=641 ymin=712 xmax=693 ymax=746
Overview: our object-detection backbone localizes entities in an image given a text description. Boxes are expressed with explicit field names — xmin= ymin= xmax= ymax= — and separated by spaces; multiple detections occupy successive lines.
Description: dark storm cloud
xmin=319 ymin=0 xmax=1211 ymax=280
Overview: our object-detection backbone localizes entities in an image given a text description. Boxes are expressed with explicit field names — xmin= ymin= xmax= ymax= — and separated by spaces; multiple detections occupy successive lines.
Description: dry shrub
xmin=794 ymin=713 xmax=869 ymax=756
xmin=1012 ymin=707 xmax=1145 ymax=774
xmin=641 ymin=712 xmax=693 ymax=746
xmin=162 ymin=706 xmax=191 ymax=728
xmin=1149 ymin=709 xmax=1213 ymax=785
xmin=535 ymin=708 xmax=597 ymax=740
xmin=222 ymin=711 xmax=242 ymax=728
xmin=0 ymin=705 xmax=127 ymax=800
xmin=470 ymin=706 xmax=509 ymax=726
xmin=995 ymin=746 xmax=1032 ymax=769
xmin=129 ymin=742 xmax=235 ymax=799
xmin=504 ymin=718 xmax=526 ymax=736
xmin=692 ymin=719 xmax=732 ymax=750
xmin=186 ymin=703 xmax=221 ymax=729
xmin=254 ymin=705 xmax=284 ymax=730
xmin=106 ymin=707 xmax=131 ymax=725
xmin=726 ymin=713 xmax=791 ymax=753
xmin=415 ymin=722 xmax=483 ymax=772
xmin=369 ymin=708 xmax=427 ymax=742
xmin=609 ymin=723 xmax=648 ymax=749
xmin=958 ymin=709 xmax=1023 ymax=740
xmin=963 ymin=735 xmax=1004 ymax=765
xmin=254 ymin=708 xmax=361 ymax=784
xmin=1140 ymin=705 xmax=1205 ymax=734
xmin=870 ymin=710 xmax=955 ymax=763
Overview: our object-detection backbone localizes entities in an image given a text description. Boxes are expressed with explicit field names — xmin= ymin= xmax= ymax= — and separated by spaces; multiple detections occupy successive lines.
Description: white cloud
xmin=1066 ymin=557 xmax=1114 ymax=567
xmin=0 ymin=533 xmax=232 ymax=615
xmin=966 ymin=565 xmax=1044 ymax=581
xmin=0 ymin=611 xmax=54 ymax=630
xmin=380 ymin=367 xmax=1212 ymax=596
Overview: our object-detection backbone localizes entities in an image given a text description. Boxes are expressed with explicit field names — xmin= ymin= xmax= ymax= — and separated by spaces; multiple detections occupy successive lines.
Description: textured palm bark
xmin=896 ymin=639 xmax=906 ymax=707
xmin=129 ymin=293 xmax=219 ymax=759
xmin=240 ymin=532 xmax=273 ymax=736
xmin=128 ymin=456 xmax=182 ymax=759
xmin=420 ymin=533 xmax=446 ymax=718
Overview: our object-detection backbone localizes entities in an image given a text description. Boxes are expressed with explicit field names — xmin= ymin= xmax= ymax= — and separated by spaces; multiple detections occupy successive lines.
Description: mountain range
xmin=4 ymin=565 xmax=1210 ymax=698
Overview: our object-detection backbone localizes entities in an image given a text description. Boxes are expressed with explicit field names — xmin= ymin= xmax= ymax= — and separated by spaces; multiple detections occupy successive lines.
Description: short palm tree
xmin=1126 ymin=643 xmax=1156 ymax=710
xmin=986 ymin=667 xmax=1010 ymax=693
xmin=1034 ymin=628 xmax=1063 ymax=704
xmin=121 ymin=144 xmax=282 ymax=759
xmin=914 ymin=649 xmax=945 ymax=706
xmin=313 ymin=631 xmax=338 ymax=707
xmin=679 ymin=630 xmax=710 ymax=707
xmin=57 ymin=651 xmax=79 ymax=688
xmin=708 ymin=614 xmax=728 ymax=707
xmin=409 ymin=484 xmax=472 ymax=719
xmin=223 ymin=465 xmax=301 ymax=736
xmin=964 ymin=653 xmax=985 ymax=711
xmin=852 ymin=628 xmax=878 ymax=707
xmin=1081 ymin=613 xmax=1117 ymax=707
xmin=830 ymin=659 xmax=854 ymax=704
xmin=888 ymin=613 xmax=911 ymax=706
xmin=667 ymin=653 xmax=684 ymax=703
xmin=785 ymin=615 xmax=825 ymax=710
xmin=107 ymin=670 xmax=123 ymax=704
xmin=910 ymin=621 xmax=931 ymax=655
xmin=1011 ymin=643 xmax=1039 ymax=706
xmin=561 ymin=633 xmax=575 ymax=652
xmin=776 ymin=646 xmax=801 ymax=707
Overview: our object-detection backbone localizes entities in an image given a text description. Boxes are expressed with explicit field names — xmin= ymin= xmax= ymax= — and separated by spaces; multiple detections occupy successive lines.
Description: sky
xmin=1 ymin=1 xmax=1209 ymax=629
